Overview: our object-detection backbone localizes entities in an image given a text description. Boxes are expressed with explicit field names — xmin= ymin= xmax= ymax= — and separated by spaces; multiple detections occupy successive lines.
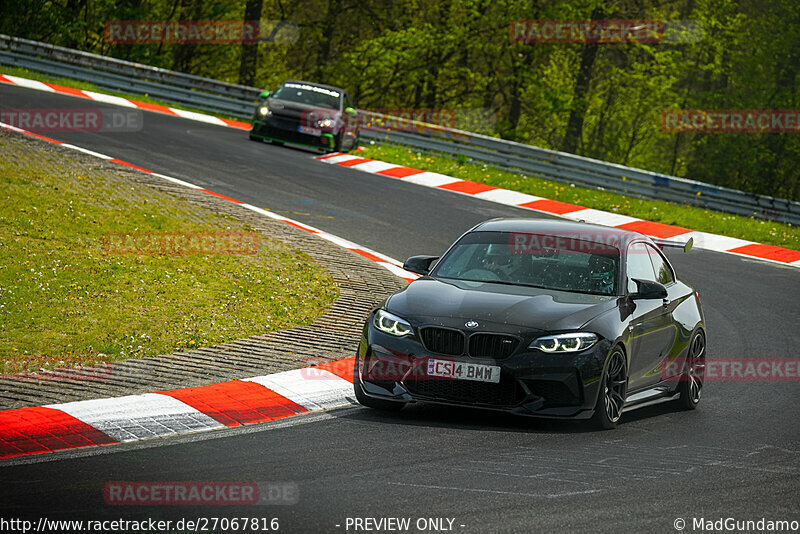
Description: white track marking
xmin=561 ymin=208 xmax=639 ymax=226
xmin=675 ymin=231 xmax=752 ymax=253
xmin=399 ymin=171 xmax=461 ymax=187
xmin=245 ymin=370 xmax=354 ymax=411
xmin=348 ymin=160 xmax=401 ymax=173
xmin=47 ymin=393 xmax=223 ymax=442
xmin=321 ymin=154 xmax=363 ymax=164
xmin=474 ymin=189 xmax=544 ymax=206
xmin=81 ymin=90 xmax=137 ymax=108
xmin=150 ymin=172 xmax=204 ymax=190
xmin=60 ymin=144 xmax=114 ymax=159
xmin=2 ymin=74 xmax=55 ymax=92
xmin=169 ymin=108 xmax=227 ymax=125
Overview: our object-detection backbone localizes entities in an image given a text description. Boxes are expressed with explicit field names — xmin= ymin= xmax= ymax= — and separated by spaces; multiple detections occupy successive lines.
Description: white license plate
xmin=297 ymin=125 xmax=322 ymax=136
xmin=427 ymin=359 xmax=500 ymax=383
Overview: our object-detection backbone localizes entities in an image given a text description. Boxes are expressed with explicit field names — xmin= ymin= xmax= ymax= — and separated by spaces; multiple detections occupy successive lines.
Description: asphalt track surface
xmin=1 ymin=84 xmax=799 ymax=533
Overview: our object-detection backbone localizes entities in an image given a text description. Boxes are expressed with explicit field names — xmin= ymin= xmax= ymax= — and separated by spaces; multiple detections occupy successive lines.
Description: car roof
xmin=280 ymin=80 xmax=347 ymax=95
xmin=471 ymin=218 xmax=650 ymax=249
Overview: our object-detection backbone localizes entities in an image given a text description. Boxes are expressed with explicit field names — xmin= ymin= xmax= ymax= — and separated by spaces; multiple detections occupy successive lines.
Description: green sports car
xmin=249 ymin=80 xmax=359 ymax=152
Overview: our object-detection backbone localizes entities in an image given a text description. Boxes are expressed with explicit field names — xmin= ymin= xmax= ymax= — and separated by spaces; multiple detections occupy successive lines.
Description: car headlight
xmin=258 ymin=106 xmax=270 ymax=116
xmin=373 ymin=309 xmax=413 ymax=337
xmin=316 ymin=118 xmax=334 ymax=128
xmin=530 ymin=333 xmax=598 ymax=353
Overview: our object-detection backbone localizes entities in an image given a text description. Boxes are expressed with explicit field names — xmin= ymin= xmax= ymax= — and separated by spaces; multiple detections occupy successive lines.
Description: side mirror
xmin=344 ymin=107 xmax=357 ymax=115
xmin=259 ymin=91 xmax=272 ymax=99
xmin=629 ymin=279 xmax=668 ymax=300
xmin=403 ymin=255 xmax=439 ymax=276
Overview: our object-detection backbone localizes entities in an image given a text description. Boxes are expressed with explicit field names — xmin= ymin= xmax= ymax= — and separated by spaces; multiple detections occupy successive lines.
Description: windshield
xmin=272 ymin=83 xmax=341 ymax=109
xmin=432 ymin=231 xmax=620 ymax=296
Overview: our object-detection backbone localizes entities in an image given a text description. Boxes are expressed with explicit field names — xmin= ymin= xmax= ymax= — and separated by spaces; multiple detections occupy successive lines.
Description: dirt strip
xmin=0 ymin=132 xmax=406 ymax=410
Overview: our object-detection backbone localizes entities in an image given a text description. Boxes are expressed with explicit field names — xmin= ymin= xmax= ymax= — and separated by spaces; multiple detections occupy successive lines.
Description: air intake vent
xmin=469 ymin=334 xmax=519 ymax=360
xmin=420 ymin=327 xmax=464 ymax=356
xmin=404 ymin=376 xmax=524 ymax=406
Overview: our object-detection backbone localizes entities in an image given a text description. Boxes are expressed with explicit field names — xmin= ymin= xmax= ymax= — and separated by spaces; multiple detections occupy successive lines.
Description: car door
xmin=645 ymin=244 xmax=682 ymax=383
xmin=625 ymin=242 xmax=677 ymax=391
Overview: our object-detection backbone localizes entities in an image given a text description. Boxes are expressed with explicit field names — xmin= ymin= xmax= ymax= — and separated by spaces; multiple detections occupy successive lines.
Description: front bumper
xmin=250 ymin=116 xmax=336 ymax=150
xmin=357 ymin=318 xmax=612 ymax=420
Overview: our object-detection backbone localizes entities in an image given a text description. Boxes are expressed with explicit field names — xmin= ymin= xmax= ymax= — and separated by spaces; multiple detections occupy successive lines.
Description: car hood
xmin=268 ymin=97 xmax=339 ymax=118
xmin=386 ymin=277 xmax=617 ymax=332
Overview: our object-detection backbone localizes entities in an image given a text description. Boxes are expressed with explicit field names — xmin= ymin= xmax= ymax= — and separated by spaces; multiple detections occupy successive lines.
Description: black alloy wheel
xmin=678 ymin=330 xmax=705 ymax=410
xmin=592 ymin=348 xmax=627 ymax=430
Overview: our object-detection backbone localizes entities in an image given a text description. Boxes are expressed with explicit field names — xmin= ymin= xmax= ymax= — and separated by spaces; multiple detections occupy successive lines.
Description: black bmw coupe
xmin=354 ymin=219 xmax=706 ymax=429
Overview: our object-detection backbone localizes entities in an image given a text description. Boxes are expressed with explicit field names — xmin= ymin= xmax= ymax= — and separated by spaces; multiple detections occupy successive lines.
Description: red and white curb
xmin=318 ymin=152 xmax=800 ymax=267
xmin=0 ymin=73 xmax=251 ymax=130
xmin=0 ymin=358 xmax=355 ymax=459
xmin=0 ymin=120 xmax=419 ymax=459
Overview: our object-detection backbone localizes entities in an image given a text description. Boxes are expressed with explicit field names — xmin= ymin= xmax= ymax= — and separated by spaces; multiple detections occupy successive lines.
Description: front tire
xmin=591 ymin=347 xmax=627 ymax=430
xmin=353 ymin=361 xmax=405 ymax=412
xmin=333 ymin=133 xmax=344 ymax=153
xmin=677 ymin=330 xmax=705 ymax=410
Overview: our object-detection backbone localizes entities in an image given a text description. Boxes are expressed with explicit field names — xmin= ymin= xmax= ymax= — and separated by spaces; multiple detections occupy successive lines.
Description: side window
xmin=626 ymin=243 xmax=657 ymax=293
xmin=646 ymin=245 xmax=674 ymax=285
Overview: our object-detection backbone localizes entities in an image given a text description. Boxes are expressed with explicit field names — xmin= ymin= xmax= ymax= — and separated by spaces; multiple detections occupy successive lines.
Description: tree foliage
xmin=2 ymin=0 xmax=798 ymax=199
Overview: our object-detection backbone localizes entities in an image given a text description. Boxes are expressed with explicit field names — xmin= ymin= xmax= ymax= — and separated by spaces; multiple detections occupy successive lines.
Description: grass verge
xmin=358 ymin=143 xmax=799 ymax=251
xmin=0 ymin=65 xmax=250 ymax=122
xmin=0 ymin=132 xmax=338 ymax=375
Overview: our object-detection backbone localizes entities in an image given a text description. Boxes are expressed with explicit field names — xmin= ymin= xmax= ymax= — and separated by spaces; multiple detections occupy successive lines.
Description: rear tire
xmin=271 ymin=140 xmax=284 ymax=146
xmin=353 ymin=360 xmax=405 ymax=412
xmin=591 ymin=347 xmax=627 ymax=430
xmin=677 ymin=330 xmax=705 ymax=410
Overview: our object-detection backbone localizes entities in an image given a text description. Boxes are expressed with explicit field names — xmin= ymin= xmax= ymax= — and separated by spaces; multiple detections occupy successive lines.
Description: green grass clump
xmin=0 ymin=134 xmax=337 ymax=374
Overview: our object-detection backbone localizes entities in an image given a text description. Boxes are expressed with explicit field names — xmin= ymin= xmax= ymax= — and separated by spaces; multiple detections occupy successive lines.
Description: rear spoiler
xmin=652 ymin=237 xmax=693 ymax=253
